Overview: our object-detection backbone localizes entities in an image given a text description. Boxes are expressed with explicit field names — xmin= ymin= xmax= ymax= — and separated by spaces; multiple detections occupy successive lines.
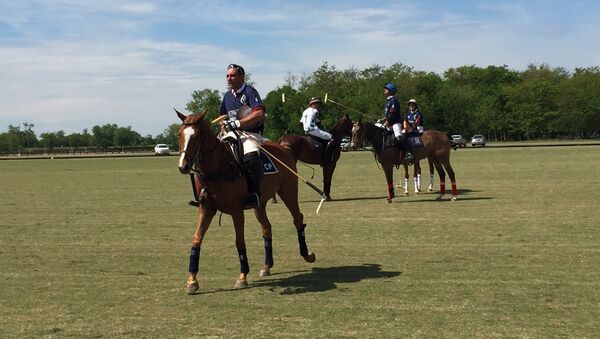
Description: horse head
xmin=176 ymin=109 xmax=214 ymax=174
xmin=350 ymin=119 xmax=366 ymax=150
xmin=329 ymin=114 xmax=353 ymax=139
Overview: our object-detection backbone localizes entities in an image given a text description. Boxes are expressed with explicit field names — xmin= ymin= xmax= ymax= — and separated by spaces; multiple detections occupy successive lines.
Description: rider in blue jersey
xmin=219 ymin=64 xmax=266 ymax=209
xmin=404 ymin=99 xmax=424 ymax=134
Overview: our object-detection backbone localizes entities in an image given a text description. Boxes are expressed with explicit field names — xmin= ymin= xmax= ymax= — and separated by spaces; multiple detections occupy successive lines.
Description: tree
xmin=186 ymin=89 xmax=222 ymax=123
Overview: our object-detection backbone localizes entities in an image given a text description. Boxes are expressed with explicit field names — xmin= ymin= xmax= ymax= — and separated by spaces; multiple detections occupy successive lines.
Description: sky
xmin=1 ymin=0 xmax=599 ymax=137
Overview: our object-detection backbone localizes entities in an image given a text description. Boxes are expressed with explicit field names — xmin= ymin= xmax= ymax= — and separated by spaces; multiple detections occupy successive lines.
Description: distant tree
xmin=156 ymin=123 xmax=180 ymax=149
xmin=92 ymin=124 xmax=118 ymax=148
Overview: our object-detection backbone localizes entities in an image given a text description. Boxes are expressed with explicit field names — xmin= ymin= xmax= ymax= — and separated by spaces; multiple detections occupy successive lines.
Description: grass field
xmin=1 ymin=146 xmax=599 ymax=338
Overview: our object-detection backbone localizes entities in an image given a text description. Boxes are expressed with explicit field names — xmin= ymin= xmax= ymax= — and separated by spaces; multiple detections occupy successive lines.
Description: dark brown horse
xmin=277 ymin=114 xmax=353 ymax=200
xmin=351 ymin=120 xmax=458 ymax=202
xmin=176 ymin=110 xmax=315 ymax=294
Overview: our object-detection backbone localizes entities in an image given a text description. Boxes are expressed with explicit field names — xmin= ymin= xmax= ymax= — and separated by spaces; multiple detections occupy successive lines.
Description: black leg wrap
xmin=189 ymin=246 xmax=200 ymax=273
xmin=297 ymin=229 xmax=309 ymax=257
xmin=238 ymin=249 xmax=250 ymax=274
xmin=263 ymin=236 xmax=273 ymax=266
xmin=323 ymin=181 xmax=332 ymax=197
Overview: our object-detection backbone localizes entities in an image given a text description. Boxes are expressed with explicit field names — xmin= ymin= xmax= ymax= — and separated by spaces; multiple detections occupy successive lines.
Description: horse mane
xmin=328 ymin=114 xmax=352 ymax=139
xmin=360 ymin=121 xmax=385 ymax=152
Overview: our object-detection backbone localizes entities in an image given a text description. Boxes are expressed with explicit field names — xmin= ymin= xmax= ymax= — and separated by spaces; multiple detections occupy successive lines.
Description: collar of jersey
xmin=232 ymin=83 xmax=247 ymax=95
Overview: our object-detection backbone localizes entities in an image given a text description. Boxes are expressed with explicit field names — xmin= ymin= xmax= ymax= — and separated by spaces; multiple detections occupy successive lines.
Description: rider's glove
xmin=224 ymin=120 xmax=241 ymax=132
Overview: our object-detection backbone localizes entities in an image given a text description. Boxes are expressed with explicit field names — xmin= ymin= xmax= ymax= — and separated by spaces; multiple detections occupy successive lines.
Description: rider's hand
xmin=223 ymin=120 xmax=241 ymax=132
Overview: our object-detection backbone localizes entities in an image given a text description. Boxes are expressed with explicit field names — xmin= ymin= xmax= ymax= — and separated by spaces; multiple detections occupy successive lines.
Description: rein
xmin=180 ymin=120 xmax=242 ymax=183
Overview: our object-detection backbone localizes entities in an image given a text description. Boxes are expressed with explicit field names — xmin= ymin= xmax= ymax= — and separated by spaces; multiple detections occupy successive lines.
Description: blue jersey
xmin=220 ymin=83 xmax=265 ymax=133
xmin=406 ymin=110 xmax=423 ymax=126
xmin=384 ymin=96 xmax=402 ymax=125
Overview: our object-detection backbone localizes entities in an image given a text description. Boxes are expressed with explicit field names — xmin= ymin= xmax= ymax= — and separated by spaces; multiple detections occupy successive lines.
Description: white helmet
xmin=407 ymin=99 xmax=418 ymax=106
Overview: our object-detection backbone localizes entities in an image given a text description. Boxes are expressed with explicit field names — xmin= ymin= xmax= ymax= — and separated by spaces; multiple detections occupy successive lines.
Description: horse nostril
xmin=179 ymin=164 xmax=189 ymax=174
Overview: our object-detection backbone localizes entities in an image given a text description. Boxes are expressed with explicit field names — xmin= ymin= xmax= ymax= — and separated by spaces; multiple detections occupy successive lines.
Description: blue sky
xmin=1 ymin=0 xmax=599 ymax=136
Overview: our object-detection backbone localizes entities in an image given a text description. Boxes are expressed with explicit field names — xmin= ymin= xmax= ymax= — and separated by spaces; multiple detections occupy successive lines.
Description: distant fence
xmin=0 ymin=145 xmax=170 ymax=157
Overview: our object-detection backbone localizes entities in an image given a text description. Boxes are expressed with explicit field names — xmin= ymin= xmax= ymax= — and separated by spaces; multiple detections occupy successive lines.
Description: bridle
xmin=179 ymin=120 xmax=218 ymax=173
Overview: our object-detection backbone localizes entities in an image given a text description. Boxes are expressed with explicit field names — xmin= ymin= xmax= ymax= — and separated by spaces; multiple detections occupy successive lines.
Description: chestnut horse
xmin=277 ymin=114 xmax=353 ymax=200
xmin=351 ymin=120 xmax=458 ymax=202
xmin=176 ymin=110 xmax=315 ymax=294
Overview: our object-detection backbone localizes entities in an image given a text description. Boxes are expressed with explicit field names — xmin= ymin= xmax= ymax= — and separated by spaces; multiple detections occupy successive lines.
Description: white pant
xmin=221 ymin=131 xmax=263 ymax=155
xmin=306 ymin=128 xmax=332 ymax=141
xmin=376 ymin=122 xmax=403 ymax=138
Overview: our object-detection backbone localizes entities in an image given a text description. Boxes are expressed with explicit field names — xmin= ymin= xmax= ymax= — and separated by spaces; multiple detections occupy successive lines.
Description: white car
xmin=154 ymin=144 xmax=170 ymax=155
xmin=471 ymin=134 xmax=486 ymax=147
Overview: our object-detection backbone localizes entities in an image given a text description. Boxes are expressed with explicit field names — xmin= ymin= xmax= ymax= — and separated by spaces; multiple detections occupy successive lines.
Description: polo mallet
xmin=324 ymin=93 xmax=376 ymax=120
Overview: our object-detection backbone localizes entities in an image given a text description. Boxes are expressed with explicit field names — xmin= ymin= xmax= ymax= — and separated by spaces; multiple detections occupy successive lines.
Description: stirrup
xmin=404 ymin=152 xmax=413 ymax=162
xmin=243 ymin=193 xmax=261 ymax=209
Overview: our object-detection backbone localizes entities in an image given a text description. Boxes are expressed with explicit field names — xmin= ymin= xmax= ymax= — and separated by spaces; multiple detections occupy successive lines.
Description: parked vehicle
xmin=340 ymin=137 xmax=350 ymax=151
xmin=471 ymin=134 xmax=486 ymax=147
xmin=154 ymin=144 xmax=170 ymax=155
xmin=451 ymin=135 xmax=466 ymax=148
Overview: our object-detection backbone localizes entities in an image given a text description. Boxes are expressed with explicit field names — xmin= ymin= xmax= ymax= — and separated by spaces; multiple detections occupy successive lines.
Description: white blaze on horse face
xmin=178 ymin=126 xmax=195 ymax=168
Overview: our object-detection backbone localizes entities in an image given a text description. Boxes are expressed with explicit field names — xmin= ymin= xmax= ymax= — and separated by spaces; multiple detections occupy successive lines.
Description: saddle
xmin=306 ymin=135 xmax=327 ymax=149
xmin=222 ymin=137 xmax=278 ymax=175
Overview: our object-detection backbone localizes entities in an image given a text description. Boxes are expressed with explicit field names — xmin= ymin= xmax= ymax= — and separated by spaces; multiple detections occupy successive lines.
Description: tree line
xmin=2 ymin=62 xmax=599 ymax=153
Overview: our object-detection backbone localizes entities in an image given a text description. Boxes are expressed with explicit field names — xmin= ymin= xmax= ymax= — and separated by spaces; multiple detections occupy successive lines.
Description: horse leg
xmin=186 ymin=206 xmax=217 ymax=295
xmin=414 ymin=161 xmax=421 ymax=194
xmin=278 ymin=185 xmax=316 ymax=263
xmin=384 ymin=164 xmax=395 ymax=203
xmin=442 ymin=160 xmax=458 ymax=201
xmin=403 ymin=163 xmax=409 ymax=195
xmin=432 ymin=160 xmax=446 ymax=201
xmin=254 ymin=206 xmax=274 ymax=277
xmin=231 ymin=210 xmax=250 ymax=288
xmin=427 ymin=157 xmax=435 ymax=192
xmin=322 ymin=162 xmax=337 ymax=201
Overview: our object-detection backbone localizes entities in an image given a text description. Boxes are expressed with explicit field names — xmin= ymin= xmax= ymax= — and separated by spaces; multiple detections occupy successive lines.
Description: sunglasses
xmin=227 ymin=64 xmax=245 ymax=76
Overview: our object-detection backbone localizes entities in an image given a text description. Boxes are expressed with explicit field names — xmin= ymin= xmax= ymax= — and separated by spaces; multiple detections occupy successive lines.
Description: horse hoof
xmin=186 ymin=281 xmax=199 ymax=295
xmin=386 ymin=199 xmax=392 ymax=203
xmin=451 ymin=196 xmax=458 ymax=201
xmin=325 ymin=196 xmax=333 ymax=201
xmin=259 ymin=268 xmax=271 ymax=277
xmin=428 ymin=188 xmax=434 ymax=192
xmin=303 ymin=252 xmax=316 ymax=263
xmin=403 ymin=191 xmax=409 ymax=196
xmin=436 ymin=195 xmax=444 ymax=201
xmin=234 ymin=279 xmax=248 ymax=289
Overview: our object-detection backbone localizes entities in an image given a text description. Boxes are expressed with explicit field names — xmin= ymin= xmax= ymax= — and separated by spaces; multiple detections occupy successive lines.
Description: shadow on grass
xmin=200 ymin=264 xmax=400 ymax=295
xmin=255 ymin=264 xmax=400 ymax=295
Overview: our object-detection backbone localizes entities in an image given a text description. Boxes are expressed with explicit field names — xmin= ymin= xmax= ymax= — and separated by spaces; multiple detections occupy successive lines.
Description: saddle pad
xmin=259 ymin=151 xmax=279 ymax=175
xmin=407 ymin=135 xmax=424 ymax=147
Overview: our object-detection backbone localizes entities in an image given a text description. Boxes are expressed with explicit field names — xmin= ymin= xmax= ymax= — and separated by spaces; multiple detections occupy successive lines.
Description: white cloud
xmin=1 ymin=0 xmax=599 ymax=136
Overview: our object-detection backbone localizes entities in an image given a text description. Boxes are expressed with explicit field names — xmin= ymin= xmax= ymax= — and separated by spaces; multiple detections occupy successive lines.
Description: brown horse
xmin=351 ymin=120 xmax=458 ymax=202
xmin=277 ymin=114 xmax=353 ymax=200
xmin=176 ymin=110 xmax=315 ymax=294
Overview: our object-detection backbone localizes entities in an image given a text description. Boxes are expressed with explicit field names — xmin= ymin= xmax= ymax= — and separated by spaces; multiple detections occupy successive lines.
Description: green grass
xmin=1 ymin=147 xmax=599 ymax=338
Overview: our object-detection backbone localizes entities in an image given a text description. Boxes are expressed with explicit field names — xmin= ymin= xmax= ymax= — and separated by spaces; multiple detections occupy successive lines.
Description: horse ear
xmin=198 ymin=109 xmax=208 ymax=120
xmin=358 ymin=117 xmax=362 ymax=123
xmin=174 ymin=108 xmax=186 ymax=122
